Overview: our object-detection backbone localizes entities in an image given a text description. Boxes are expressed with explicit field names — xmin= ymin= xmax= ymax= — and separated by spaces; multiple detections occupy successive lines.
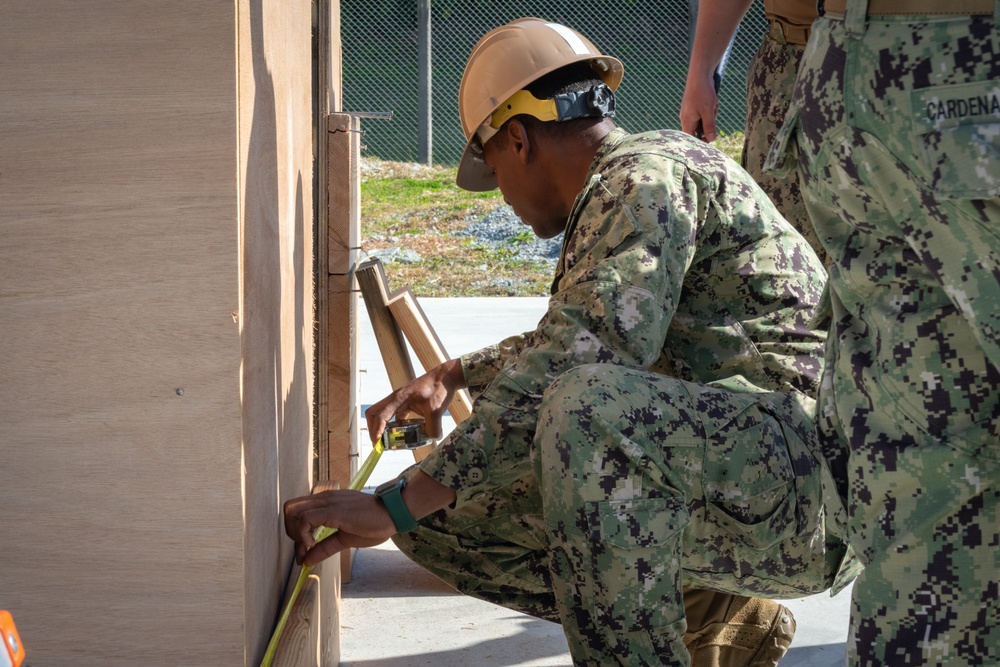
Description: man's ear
xmin=506 ymin=119 xmax=532 ymax=166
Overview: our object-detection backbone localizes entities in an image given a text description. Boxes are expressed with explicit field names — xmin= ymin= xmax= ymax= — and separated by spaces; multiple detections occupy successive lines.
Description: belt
xmin=768 ymin=19 xmax=811 ymax=45
xmin=823 ymin=0 xmax=994 ymax=15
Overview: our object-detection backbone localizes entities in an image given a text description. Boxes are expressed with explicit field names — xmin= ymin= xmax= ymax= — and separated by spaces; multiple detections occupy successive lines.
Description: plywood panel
xmin=0 ymin=0 xmax=325 ymax=664
xmin=238 ymin=0 xmax=318 ymax=662
xmin=0 ymin=2 xmax=244 ymax=663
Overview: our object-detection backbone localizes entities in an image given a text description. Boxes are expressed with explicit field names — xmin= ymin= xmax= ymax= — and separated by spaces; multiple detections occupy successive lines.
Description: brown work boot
xmin=683 ymin=589 xmax=796 ymax=667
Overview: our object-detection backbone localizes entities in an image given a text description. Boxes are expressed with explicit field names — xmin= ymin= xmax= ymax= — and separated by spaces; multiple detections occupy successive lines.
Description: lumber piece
xmin=325 ymin=114 xmax=361 ymax=480
xmin=355 ymin=258 xmax=432 ymax=462
xmin=387 ymin=286 xmax=473 ymax=424
xmin=355 ymin=258 xmax=416 ymax=387
xmin=270 ymin=574 xmax=321 ymax=667
xmin=327 ymin=275 xmax=359 ymax=495
xmin=327 ymin=113 xmax=362 ymax=582
xmin=327 ymin=114 xmax=361 ymax=276
xmin=268 ymin=480 xmax=341 ymax=666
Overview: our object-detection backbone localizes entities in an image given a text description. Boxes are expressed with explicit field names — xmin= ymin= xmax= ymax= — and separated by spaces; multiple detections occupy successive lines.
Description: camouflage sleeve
xmin=419 ymin=156 xmax=703 ymax=506
xmin=459 ymin=332 xmax=531 ymax=399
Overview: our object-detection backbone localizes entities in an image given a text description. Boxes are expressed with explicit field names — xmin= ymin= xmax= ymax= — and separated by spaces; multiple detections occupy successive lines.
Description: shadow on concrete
xmin=340 ymin=615 xmax=572 ymax=667
xmin=342 ymin=542 xmax=457 ymax=599
xmin=781 ymin=642 xmax=847 ymax=667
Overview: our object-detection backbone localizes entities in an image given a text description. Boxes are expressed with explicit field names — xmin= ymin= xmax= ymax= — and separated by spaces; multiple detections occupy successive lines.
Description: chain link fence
xmin=342 ymin=0 xmax=766 ymax=165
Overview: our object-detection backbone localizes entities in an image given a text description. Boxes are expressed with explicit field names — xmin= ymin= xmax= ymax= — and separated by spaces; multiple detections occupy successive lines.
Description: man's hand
xmin=283 ymin=489 xmax=397 ymax=566
xmin=680 ymin=0 xmax=754 ymax=143
xmin=366 ymin=359 xmax=467 ymax=442
xmin=283 ymin=472 xmax=458 ymax=567
xmin=680 ymin=74 xmax=721 ymax=143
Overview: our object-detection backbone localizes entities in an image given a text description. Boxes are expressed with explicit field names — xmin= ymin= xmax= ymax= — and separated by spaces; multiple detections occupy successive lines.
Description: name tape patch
xmin=912 ymin=80 xmax=1000 ymax=133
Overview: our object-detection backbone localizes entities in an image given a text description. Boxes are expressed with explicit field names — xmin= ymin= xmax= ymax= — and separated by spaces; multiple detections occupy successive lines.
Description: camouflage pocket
xmin=867 ymin=285 xmax=1000 ymax=461
xmin=702 ymin=404 xmax=800 ymax=551
xmin=595 ymin=496 xmax=688 ymax=550
xmin=910 ymin=80 xmax=1000 ymax=199
xmin=706 ymin=486 xmax=799 ymax=552
xmin=589 ymin=496 xmax=688 ymax=630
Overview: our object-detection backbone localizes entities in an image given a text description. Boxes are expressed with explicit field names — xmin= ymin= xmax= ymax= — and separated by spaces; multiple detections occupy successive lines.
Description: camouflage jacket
xmin=419 ymin=128 xmax=828 ymax=506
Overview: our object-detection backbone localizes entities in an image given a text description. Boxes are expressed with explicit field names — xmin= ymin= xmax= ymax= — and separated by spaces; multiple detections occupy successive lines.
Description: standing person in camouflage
xmin=284 ymin=18 xmax=859 ymax=666
xmin=681 ymin=0 xmax=827 ymax=265
xmin=767 ymin=0 xmax=1000 ymax=664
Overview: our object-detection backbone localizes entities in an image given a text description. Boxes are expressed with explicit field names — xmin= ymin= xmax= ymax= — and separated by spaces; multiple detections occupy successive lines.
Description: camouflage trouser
xmin=741 ymin=34 xmax=828 ymax=266
xmin=768 ymin=6 xmax=1000 ymax=665
xmin=394 ymin=366 xmax=853 ymax=666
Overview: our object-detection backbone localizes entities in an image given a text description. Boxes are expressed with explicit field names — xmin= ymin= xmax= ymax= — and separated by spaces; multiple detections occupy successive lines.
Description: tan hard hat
xmin=456 ymin=18 xmax=624 ymax=192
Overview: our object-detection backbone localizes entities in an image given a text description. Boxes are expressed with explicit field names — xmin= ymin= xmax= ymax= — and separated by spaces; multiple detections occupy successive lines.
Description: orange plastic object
xmin=0 ymin=611 xmax=25 ymax=667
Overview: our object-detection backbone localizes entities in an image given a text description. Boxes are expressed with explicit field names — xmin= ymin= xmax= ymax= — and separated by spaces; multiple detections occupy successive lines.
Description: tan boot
xmin=683 ymin=589 xmax=796 ymax=667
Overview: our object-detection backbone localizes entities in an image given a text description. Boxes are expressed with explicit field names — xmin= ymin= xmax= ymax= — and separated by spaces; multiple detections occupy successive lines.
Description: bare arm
xmin=680 ymin=0 xmax=754 ymax=142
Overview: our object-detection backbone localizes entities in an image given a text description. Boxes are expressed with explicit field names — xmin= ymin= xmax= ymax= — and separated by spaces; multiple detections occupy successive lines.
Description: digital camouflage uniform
xmin=741 ymin=0 xmax=828 ymax=265
xmin=394 ymin=128 xmax=859 ymax=666
xmin=767 ymin=1 xmax=1000 ymax=664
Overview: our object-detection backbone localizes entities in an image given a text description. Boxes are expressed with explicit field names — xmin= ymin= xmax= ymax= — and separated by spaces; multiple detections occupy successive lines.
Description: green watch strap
xmin=374 ymin=478 xmax=420 ymax=533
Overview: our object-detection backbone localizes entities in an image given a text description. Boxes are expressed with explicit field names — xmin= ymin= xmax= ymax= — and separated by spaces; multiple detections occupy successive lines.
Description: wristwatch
xmin=374 ymin=477 xmax=420 ymax=533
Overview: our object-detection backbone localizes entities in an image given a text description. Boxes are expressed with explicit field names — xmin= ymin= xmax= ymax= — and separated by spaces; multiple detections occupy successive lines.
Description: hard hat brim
xmin=456 ymin=142 xmax=498 ymax=192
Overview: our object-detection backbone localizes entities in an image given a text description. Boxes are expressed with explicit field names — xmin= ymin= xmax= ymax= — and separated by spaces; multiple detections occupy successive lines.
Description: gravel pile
xmin=456 ymin=205 xmax=563 ymax=268
xmin=367 ymin=205 xmax=563 ymax=271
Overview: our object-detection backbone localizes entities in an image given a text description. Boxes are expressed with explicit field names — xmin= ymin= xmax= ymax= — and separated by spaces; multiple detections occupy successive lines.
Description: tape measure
xmin=260 ymin=418 xmax=433 ymax=666
xmin=0 ymin=611 xmax=25 ymax=667
xmin=379 ymin=418 xmax=433 ymax=451
xmin=259 ymin=440 xmax=385 ymax=666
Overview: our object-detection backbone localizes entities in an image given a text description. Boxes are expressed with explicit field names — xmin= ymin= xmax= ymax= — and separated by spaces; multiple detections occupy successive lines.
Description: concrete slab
xmin=341 ymin=296 xmax=853 ymax=666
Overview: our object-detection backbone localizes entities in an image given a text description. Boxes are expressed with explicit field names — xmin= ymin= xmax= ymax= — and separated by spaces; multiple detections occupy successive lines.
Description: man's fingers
xmin=701 ymin=115 xmax=718 ymax=143
xmin=284 ymin=492 xmax=339 ymax=545
xmin=303 ymin=532 xmax=348 ymax=566
xmin=365 ymin=391 xmax=410 ymax=443
xmin=680 ymin=112 xmax=701 ymax=136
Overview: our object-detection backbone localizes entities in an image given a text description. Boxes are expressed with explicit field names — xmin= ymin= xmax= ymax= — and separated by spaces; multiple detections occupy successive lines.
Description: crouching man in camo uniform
xmin=284 ymin=18 xmax=860 ymax=666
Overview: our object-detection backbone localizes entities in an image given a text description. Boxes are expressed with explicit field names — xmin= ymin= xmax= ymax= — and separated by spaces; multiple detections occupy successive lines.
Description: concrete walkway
xmin=340 ymin=297 xmax=853 ymax=666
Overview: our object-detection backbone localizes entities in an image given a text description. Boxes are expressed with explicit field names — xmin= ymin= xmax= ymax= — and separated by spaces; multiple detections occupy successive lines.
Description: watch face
xmin=376 ymin=477 xmax=405 ymax=496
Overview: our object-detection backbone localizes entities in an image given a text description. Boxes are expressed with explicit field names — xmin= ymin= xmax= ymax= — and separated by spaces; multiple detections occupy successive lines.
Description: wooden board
xmin=326 ymin=113 xmax=362 ymax=583
xmin=387 ymin=287 xmax=474 ymax=424
xmin=271 ymin=481 xmax=342 ymax=667
xmin=272 ymin=574 xmax=322 ymax=667
xmin=0 ymin=1 xmax=331 ymax=664
xmin=356 ymin=260 xmax=418 ymax=389
xmin=326 ymin=115 xmax=362 ymax=462
xmin=238 ymin=1 xmax=319 ymax=661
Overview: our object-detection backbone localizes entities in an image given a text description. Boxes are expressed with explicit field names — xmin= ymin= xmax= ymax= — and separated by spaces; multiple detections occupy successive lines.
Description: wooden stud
xmin=271 ymin=574 xmax=322 ymax=667
xmin=327 ymin=112 xmax=362 ymax=581
xmin=387 ymin=287 xmax=473 ymax=424
xmin=270 ymin=481 xmax=341 ymax=667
